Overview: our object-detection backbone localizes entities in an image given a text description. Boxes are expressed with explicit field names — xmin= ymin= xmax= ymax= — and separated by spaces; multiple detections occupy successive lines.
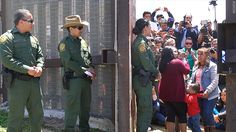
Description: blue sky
xmin=136 ymin=0 xmax=226 ymax=28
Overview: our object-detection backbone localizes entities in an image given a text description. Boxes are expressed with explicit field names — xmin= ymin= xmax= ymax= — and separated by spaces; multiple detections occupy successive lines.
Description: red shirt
xmin=185 ymin=93 xmax=203 ymax=116
xmin=159 ymin=59 xmax=190 ymax=102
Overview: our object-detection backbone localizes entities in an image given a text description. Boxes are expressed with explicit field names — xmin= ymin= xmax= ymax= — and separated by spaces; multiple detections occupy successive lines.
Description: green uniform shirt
xmin=0 ymin=27 xmax=44 ymax=73
xmin=58 ymin=35 xmax=93 ymax=76
xmin=132 ymin=34 xmax=157 ymax=75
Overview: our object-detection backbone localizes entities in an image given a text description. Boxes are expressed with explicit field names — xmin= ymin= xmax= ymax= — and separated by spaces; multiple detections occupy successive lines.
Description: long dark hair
xmin=159 ymin=47 xmax=175 ymax=73
xmin=132 ymin=18 xmax=149 ymax=35
xmin=215 ymin=88 xmax=226 ymax=111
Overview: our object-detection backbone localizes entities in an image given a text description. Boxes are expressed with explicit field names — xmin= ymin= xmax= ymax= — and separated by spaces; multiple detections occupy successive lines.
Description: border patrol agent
xmin=58 ymin=15 xmax=95 ymax=132
xmin=0 ymin=9 xmax=44 ymax=132
xmin=132 ymin=18 xmax=158 ymax=132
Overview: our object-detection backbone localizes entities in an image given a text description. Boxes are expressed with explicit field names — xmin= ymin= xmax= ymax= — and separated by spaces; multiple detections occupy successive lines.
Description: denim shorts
xmin=165 ymin=101 xmax=187 ymax=123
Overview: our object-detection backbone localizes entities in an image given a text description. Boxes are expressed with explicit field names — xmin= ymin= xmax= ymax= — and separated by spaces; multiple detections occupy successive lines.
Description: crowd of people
xmin=0 ymin=6 xmax=227 ymax=132
xmin=132 ymin=7 xmax=226 ymax=132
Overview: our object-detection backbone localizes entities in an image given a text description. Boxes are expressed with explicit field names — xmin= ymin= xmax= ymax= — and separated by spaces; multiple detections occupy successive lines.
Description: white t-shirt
xmin=149 ymin=21 xmax=158 ymax=32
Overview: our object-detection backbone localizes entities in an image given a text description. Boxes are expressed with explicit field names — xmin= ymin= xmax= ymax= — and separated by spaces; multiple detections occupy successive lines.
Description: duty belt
xmin=65 ymin=71 xmax=92 ymax=82
xmin=13 ymin=72 xmax=40 ymax=81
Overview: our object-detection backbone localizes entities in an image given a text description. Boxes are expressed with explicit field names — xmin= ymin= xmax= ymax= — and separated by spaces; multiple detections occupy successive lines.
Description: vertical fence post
xmin=116 ymin=0 xmax=136 ymax=131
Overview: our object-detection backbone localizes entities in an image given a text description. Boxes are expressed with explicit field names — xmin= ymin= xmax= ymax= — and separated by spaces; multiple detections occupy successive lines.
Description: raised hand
xmin=155 ymin=7 xmax=161 ymax=12
xmin=163 ymin=7 xmax=169 ymax=12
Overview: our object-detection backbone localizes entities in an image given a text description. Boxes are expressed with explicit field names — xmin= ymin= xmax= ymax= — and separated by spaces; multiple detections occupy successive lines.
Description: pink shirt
xmin=195 ymin=68 xmax=203 ymax=91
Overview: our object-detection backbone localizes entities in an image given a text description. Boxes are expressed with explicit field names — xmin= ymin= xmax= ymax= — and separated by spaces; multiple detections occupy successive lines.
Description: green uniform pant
xmin=65 ymin=78 xmax=91 ymax=132
xmin=133 ymin=75 xmax=153 ymax=132
xmin=7 ymin=79 xmax=43 ymax=132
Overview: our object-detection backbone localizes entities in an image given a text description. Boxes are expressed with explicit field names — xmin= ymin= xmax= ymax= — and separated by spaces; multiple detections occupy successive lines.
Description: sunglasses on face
xmin=73 ymin=26 xmax=83 ymax=30
xmin=185 ymin=42 xmax=192 ymax=45
xmin=22 ymin=19 xmax=34 ymax=24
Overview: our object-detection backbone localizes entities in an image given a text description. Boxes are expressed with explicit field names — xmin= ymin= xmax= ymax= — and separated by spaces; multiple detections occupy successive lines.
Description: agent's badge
xmin=139 ymin=43 xmax=146 ymax=53
xmin=59 ymin=43 xmax=66 ymax=52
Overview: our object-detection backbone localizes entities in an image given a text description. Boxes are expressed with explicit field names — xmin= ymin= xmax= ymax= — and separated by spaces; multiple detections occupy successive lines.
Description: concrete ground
xmin=149 ymin=124 xmax=225 ymax=132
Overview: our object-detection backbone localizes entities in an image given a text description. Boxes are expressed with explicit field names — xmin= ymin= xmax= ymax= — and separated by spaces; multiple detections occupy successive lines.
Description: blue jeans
xmin=153 ymin=112 xmax=166 ymax=126
xmin=188 ymin=114 xmax=201 ymax=132
xmin=199 ymin=98 xmax=218 ymax=126
xmin=215 ymin=122 xmax=225 ymax=130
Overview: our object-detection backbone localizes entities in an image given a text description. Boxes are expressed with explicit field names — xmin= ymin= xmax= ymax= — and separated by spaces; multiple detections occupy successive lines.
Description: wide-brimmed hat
xmin=62 ymin=15 xmax=89 ymax=28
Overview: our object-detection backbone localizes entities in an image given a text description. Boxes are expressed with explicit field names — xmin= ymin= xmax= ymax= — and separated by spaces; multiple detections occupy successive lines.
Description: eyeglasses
xmin=22 ymin=19 xmax=34 ymax=24
xmin=185 ymin=42 xmax=192 ymax=45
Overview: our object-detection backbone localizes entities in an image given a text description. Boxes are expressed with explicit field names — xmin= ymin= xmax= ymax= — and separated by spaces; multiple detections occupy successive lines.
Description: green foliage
xmin=0 ymin=111 xmax=7 ymax=132
xmin=0 ymin=111 xmax=7 ymax=128
xmin=0 ymin=111 xmax=31 ymax=132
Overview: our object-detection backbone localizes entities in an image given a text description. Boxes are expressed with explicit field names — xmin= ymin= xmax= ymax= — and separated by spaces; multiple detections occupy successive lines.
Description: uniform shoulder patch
xmin=139 ymin=43 xmax=146 ymax=53
xmin=30 ymin=35 xmax=39 ymax=44
xmin=81 ymin=39 xmax=88 ymax=49
xmin=59 ymin=43 xmax=66 ymax=52
xmin=0 ymin=35 xmax=8 ymax=44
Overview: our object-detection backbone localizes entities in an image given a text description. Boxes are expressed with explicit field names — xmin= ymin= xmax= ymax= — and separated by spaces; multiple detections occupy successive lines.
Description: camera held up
xmin=200 ymin=20 xmax=212 ymax=48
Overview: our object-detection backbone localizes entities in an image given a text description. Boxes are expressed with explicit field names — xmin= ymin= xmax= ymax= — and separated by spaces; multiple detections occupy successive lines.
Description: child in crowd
xmin=213 ymin=88 xmax=226 ymax=130
xmin=178 ymin=50 xmax=189 ymax=83
xmin=152 ymin=98 xmax=166 ymax=126
xmin=151 ymin=88 xmax=166 ymax=126
xmin=185 ymin=83 xmax=203 ymax=132
xmin=178 ymin=50 xmax=186 ymax=60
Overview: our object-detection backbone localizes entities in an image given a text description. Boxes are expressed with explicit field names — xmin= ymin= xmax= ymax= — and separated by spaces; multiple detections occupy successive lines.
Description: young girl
xmin=213 ymin=88 xmax=226 ymax=130
xmin=185 ymin=83 xmax=203 ymax=132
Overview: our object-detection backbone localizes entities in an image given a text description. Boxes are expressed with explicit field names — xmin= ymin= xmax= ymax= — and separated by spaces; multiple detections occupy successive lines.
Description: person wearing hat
xmin=132 ymin=18 xmax=158 ymax=132
xmin=159 ymin=18 xmax=169 ymax=32
xmin=0 ymin=9 xmax=44 ymax=131
xmin=156 ymin=18 xmax=170 ymax=41
xmin=58 ymin=15 xmax=95 ymax=132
